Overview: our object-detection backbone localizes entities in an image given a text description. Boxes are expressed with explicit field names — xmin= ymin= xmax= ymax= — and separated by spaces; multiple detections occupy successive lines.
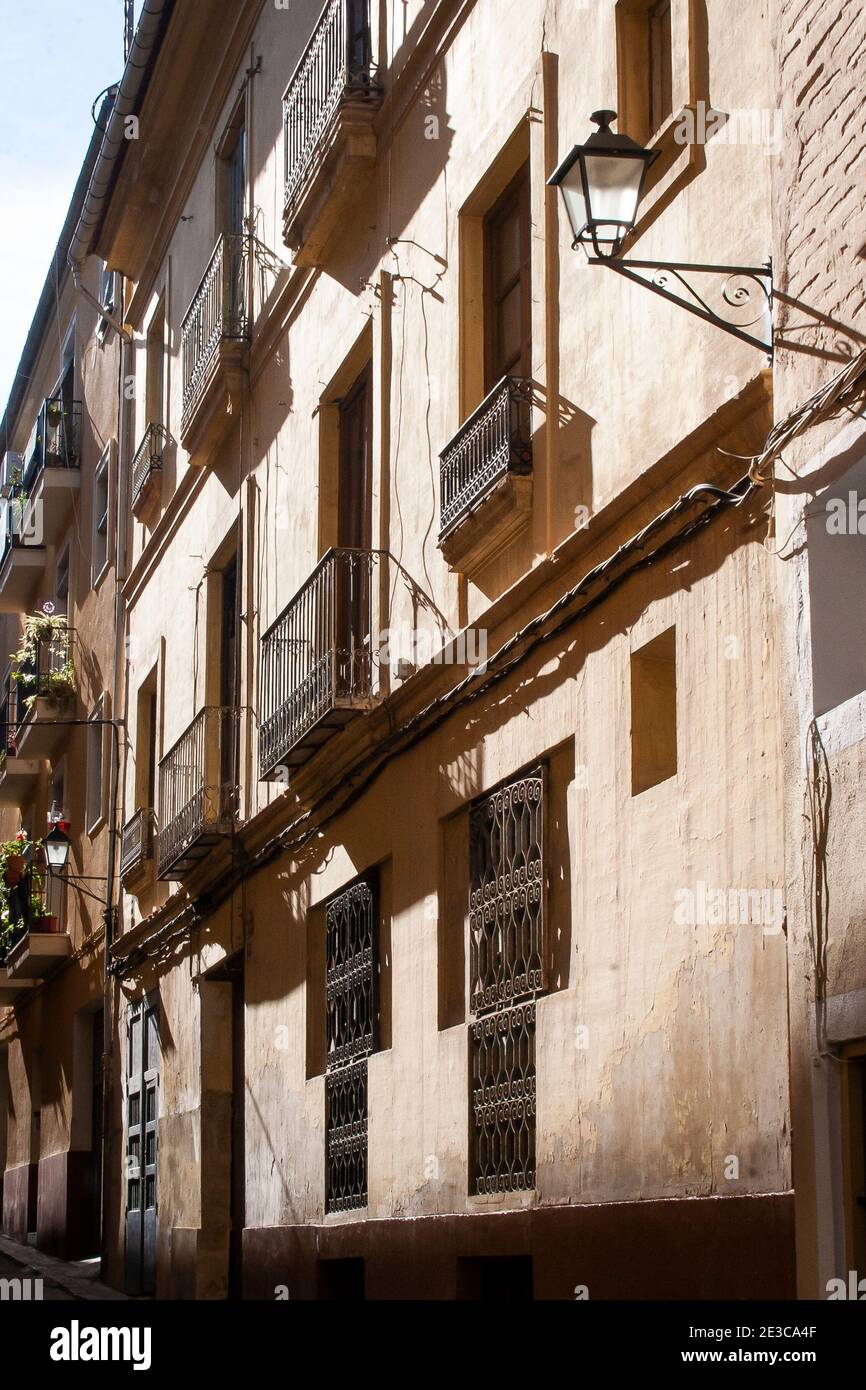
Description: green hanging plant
xmin=0 ymin=830 xmax=34 ymax=964
xmin=9 ymin=612 xmax=74 ymax=710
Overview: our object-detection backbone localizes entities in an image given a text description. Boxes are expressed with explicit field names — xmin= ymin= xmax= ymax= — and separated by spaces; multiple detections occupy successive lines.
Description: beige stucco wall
xmin=94 ymin=0 xmax=798 ymax=1294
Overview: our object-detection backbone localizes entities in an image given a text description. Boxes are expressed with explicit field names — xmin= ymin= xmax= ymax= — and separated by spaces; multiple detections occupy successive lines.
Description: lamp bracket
xmin=588 ymin=255 xmax=774 ymax=358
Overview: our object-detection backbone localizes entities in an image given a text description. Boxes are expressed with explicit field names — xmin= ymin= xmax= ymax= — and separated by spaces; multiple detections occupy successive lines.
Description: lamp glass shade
xmin=582 ymin=151 xmax=648 ymax=241
xmin=556 ymin=159 xmax=589 ymax=245
xmin=44 ymin=825 xmax=71 ymax=870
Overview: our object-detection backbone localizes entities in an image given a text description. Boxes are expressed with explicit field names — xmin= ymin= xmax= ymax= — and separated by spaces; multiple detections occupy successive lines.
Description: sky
xmin=0 ymin=0 xmax=146 ymax=416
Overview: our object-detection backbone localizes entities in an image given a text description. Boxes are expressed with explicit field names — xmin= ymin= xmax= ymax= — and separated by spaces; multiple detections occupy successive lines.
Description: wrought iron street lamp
xmin=547 ymin=109 xmax=658 ymax=258
xmin=44 ymin=822 xmax=71 ymax=872
xmin=549 ymin=110 xmax=773 ymax=357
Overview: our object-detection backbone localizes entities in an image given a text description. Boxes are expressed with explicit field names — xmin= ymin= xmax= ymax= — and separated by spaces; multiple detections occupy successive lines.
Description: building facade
xmin=0 ymin=95 xmax=122 ymax=1259
xmin=1 ymin=0 xmax=863 ymax=1301
xmin=770 ymin=0 xmax=866 ymax=1301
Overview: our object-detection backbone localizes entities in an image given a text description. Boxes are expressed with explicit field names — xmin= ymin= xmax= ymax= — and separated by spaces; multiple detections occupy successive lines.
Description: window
xmin=86 ymin=700 xmax=105 ymax=832
xmin=616 ymin=0 xmax=675 ymax=144
xmin=631 ymin=627 xmax=677 ymax=794
xmin=219 ymin=111 xmax=247 ymax=239
xmin=92 ymin=449 xmax=110 ymax=583
xmin=648 ymin=0 xmax=673 ymax=132
xmin=842 ymin=1045 xmax=866 ymax=1275
xmin=484 ymin=164 xmax=531 ymax=390
xmin=135 ymin=672 xmax=159 ymax=815
xmin=145 ymin=299 xmax=166 ymax=430
xmin=806 ymin=456 xmax=866 ymax=716
xmin=457 ymin=1256 xmax=534 ymax=1300
xmin=97 ymin=263 xmax=116 ymax=341
xmin=100 ymin=261 xmax=116 ymax=313
xmin=55 ymin=546 xmax=70 ymax=615
xmin=468 ymin=768 xmax=544 ymax=1195
xmin=325 ymin=873 xmax=378 ymax=1213
xmin=316 ymin=1258 xmax=366 ymax=1301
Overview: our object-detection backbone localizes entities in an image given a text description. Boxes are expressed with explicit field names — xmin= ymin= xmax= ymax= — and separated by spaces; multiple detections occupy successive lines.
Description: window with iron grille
xmin=468 ymin=768 xmax=544 ymax=1195
xmin=325 ymin=874 xmax=377 ymax=1212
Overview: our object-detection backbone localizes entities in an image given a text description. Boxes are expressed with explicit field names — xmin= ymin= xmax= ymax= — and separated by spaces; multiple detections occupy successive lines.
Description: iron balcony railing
xmin=23 ymin=396 xmax=83 ymax=493
xmin=259 ymin=547 xmax=382 ymax=777
xmin=180 ymin=234 xmax=250 ymax=434
xmin=131 ymin=424 xmax=169 ymax=512
xmin=439 ymin=376 xmax=533 ymax=539
xmin=157 ymin=706 xmax=237 ymax=879
xmin=11 ymin=621 xmax=74 ymax=718
xmin=0 ymin=918 xmax=27 ymax=968
xmin=0 ymin=851 xmax=56 ymax=966
xmin=120 ymin=807 xmax=156 ymax=879
xmin=0 ymin=669 xmax=22 ymax=763
xmin=282 ymin=0 xmax=377 ymax=214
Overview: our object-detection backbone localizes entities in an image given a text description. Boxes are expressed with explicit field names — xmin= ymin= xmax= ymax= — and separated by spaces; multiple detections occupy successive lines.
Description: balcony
xmin=0 ymin=673 xmax=41 ymax=807
xmin=259 ymin=548 xmax=385 ymax=778
xmin=1 ymin=859 xmax=70 ymax=987
xmin=0 ymin=965 xmax=38 ymax=1005
xmin=282 ymin=0 xmax=382 ymax=265
xmin=10 ymin=617 xmax=75 ymax=763
xmin=438 ymin=377 xmax=533 ymax=576
xmin=21 ymin=395 xmax=83 ymax=546
xmin=0 ymin=503 xmax=46 ymax=614
xmin=180 ymin=234 xmax=250 ymax=459
xmin=120 ymin=807 xmax=156 ymax=886
xmin=158 ymin=707 xmax=237 ymax=880
xmin=131 ymin=424 xmax=168 ymax=516
xmin=0 ymin=919 xmax=36 ymax=1002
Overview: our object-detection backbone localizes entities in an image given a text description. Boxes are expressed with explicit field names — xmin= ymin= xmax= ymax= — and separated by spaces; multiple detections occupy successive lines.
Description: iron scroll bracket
xmin=587 ymin=255 xmax=774 ymax=359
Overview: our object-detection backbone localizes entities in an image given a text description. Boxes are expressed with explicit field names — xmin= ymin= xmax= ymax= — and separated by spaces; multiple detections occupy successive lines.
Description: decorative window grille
xmin=468 ymin=768 xmax=545 ymax=1196
xmin=469 ymin=768 xmax=545 ymax=1016
xmin=471 ymin=1002 xmax=536 ymax=1195
xmin=325 ymin=875 xmax=377 ymax=1212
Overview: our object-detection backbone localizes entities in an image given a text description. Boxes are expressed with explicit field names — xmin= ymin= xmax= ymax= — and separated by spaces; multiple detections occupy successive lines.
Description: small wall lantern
xmin=549 ymin=110 xmax=773 ymax=357
xmin=547 ymin=109 xmax=659 ymax=258
xmin=45 ymin=802 xmax=71 ymax=872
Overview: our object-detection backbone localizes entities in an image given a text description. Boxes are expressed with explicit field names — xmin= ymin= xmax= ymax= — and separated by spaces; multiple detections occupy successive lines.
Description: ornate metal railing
xmin=439 ymin=376 xmax=533 ymax=539
xmin=23 ymin=396 xmax=82 ymax=493
xmin=11 ymin=619 xmax=74 ymax=719
xmin=180 ymin=234 xmax=250 ymax=432
xmin=0 ymin=918 xmax=28 ymax=968
xmin=259 ymin=547 xmax=381 ymax=777
xmin=157 ymin=707 xmax=236 ymax=879
xmin=283 ymin=0 xmax=377 ymax=213
xmin=131 ymin=424 xmax=169 ymax=512
xmin=0 ymin=845 xmax=57 ymax=965
xmin=0 ymin=669 xmax=22 ymax=763
xmin=120 ymin=808 xmax=156 ymax=879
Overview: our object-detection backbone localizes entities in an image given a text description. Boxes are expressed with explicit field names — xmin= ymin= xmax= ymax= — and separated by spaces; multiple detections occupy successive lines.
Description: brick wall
xmin=774 ymin=0 xmax=866 ymax=411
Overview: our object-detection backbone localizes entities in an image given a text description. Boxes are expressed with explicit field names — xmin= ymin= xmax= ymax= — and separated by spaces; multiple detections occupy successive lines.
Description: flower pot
xmin=32 ymin=915 xmax=59 ymax=934
xmin=3 ymin=855 xmax=24 ymax=886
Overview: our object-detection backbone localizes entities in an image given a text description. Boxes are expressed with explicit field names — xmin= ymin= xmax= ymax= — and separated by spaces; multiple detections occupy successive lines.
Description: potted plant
xmin=29 ymin=869 xmax=58 ymax=933
xmin=10 ymin=611 xmax=74 ymax=715
xmin=1 ymin=830 xmax=30 ymax=887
